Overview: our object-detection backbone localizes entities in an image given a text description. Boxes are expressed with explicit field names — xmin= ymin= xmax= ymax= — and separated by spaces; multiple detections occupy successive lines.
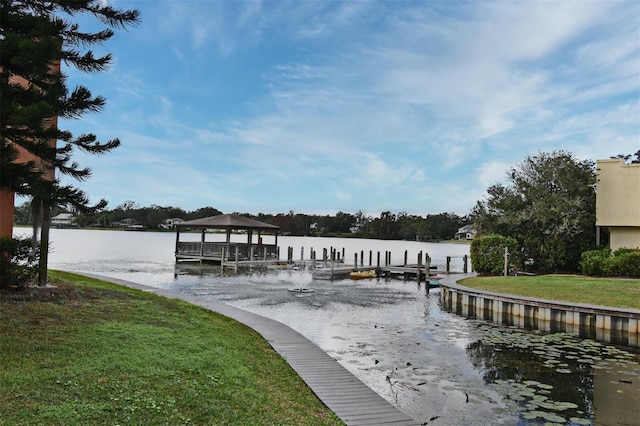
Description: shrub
xmin=612 ymin=249 xmax=640 ymax=277
xmin=0 ymin=236 xmax=38 ymax=290
xmin=579 ymin=248 xmax=611 ymax=276
xmin=470 ymin=234 xmax=521 ymax=276
xmin=580 ymin=247 xmax=640 ymax=278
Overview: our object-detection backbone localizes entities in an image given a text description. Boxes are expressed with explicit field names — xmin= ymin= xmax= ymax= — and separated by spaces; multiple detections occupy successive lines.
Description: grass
xmin=0 ymin=271 xmax=343 ymax=425
xmin=459 ymin=275 xmax=640 ymax=310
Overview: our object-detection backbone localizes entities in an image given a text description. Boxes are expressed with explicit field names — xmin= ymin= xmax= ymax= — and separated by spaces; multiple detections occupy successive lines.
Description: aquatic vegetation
xmin=466 ymin=321 xmax=640 ymax=424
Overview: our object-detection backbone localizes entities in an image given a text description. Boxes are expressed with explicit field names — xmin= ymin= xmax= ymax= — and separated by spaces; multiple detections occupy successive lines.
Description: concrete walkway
xmin=85 ymin=274 xmax=418 ymax=426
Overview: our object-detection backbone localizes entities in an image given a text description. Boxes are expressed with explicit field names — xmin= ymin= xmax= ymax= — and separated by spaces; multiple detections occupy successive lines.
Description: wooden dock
xmin=312 ymin=264 xmax=441 ymax=283
xmin=177 ymin=241 xmax=471 ymax=276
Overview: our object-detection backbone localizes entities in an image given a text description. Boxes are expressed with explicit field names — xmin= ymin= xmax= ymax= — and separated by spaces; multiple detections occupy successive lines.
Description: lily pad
xmin=569 ymin=417 xmax=592 ymax=425
xmin=522 ymin=412 xmax=539 ymax=420
xmin=541 ymin=412 xmax=567 ymax=423
xmin=555 ymin=401 xmax=578 ymax=410
xmin=536 ymin=383 xmax=554 ymax=390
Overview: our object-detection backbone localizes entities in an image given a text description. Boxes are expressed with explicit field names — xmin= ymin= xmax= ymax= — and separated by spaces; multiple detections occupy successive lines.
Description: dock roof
xmin=176 ymin=214 xmax=279 ymax=231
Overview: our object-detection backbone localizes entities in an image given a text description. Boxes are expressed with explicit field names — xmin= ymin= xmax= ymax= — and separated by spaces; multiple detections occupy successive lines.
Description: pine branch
xmin=61 ymin=49 xmax=111 ymax=73
xmin=59 ymin=86 xmax=106 ymax=118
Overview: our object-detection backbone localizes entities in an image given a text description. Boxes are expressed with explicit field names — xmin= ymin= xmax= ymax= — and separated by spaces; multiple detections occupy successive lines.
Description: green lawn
xmin=0 ymin=271 xmax=343 ymax=425
xmin=459 ymin=275 xmax=640 ymax=310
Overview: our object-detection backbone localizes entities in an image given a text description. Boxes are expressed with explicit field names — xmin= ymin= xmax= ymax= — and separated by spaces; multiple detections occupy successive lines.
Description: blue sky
xmin=56 ymin=0 xmax=639 ymax=216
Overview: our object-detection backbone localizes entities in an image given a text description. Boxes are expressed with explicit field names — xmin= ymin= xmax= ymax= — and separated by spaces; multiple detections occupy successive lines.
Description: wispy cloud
xmin=56 ymin=0 xmax=639 ymax=215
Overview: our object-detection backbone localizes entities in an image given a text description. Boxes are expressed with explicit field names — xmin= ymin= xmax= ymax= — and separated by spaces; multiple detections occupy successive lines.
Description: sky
xmin=54 ymin=0 xmax=640 ymax=217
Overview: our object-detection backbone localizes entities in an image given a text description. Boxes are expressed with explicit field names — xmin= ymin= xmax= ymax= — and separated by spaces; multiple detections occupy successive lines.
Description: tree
xmin=611 ymin=150 xmax=640 ymax=164
xmin=418 ymin=213 xmax=465 ymax=241
xmin=471 ymin=150 xmax=597 ymax=273
xmin=1 ymin=1 xmax=140 ymax=286
xmin=470 ymin=234 xmax=521 ymax=276
xmin=370 ymin=211 xmax=399 ymax=240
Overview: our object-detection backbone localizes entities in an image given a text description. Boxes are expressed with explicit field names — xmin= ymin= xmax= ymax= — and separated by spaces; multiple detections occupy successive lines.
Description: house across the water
xmin=455 ymin=225 xmax=476 ymax=240
xmin=51 ymin=213 xmax=76 ymax=228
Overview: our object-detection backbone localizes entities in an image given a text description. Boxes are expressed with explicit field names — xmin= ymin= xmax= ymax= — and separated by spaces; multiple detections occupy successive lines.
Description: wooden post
xmin=417 ymin=251 xmax=422 ymax=283
xmin=342 ymin=248 xmax=345 ymax=260
xmin=425 ymin=255 xmax=431 ymax=292
xmin=174 ymin=227 xmax=180 ymax=258
xmin=274 ymin=232 xmax=279 ymax=255
xmin=376 ymin=251 xmax=380 ymax=268
xmin=221 ymin=247 xmax=225 ymax=273
xmin=360 ymin=250 xmax=364 ymax=266
xmin=199 ymin=230 xmax=205 ymax=260
xmin=301 ymin=247 xmax=304 ymax=261
xmin=404 ymin=250 xmax=408 ymax=267
xmin=234 ymin=246 xmax=239 ymax=273
xmin=425 ymin=254 xmax=431 ymax=277
xmin=446 ymin=256 xmax=451 ymax=273
xmin=330 ymin=248 xmax=335 ymax=277
xmin=504 ymin=247 xmax=508 ymax=276
xmin=354 ymin=253 xmax=358 ymax=271
xmin=463 ymin=255 xmax=468 ymax=273
xmin=369 ymin=250 xmax=372 ymax=266
xmin=225 ymin=229 xmax=231 ymax=262
xmin=264 ymin=246 xmax=268 ymax=261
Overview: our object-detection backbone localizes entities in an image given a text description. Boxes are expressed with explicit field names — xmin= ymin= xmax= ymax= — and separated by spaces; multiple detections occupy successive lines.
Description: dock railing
xmin=176 ymin=241 xmax=278 ymax=262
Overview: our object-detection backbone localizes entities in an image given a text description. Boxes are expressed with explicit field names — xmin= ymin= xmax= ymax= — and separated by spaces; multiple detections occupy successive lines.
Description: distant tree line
xmin=13 ymin=200 xmax=468 ymax=242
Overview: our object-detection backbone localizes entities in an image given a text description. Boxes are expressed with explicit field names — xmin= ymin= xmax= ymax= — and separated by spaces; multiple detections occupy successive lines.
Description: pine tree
xmin=0 ymin=1 xmax=140 ymax=286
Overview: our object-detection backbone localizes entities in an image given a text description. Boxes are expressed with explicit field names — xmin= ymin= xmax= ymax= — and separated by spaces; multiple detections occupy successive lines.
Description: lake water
xmin=17 ymin=228 xmax=640 ymax=425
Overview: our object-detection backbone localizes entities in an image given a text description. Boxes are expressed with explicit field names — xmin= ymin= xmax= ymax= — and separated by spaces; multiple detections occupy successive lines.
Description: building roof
xmin=176 ymin=214 xmax=279 ymax=231
xmin=52 ymin=213 xmax=75 ymax=220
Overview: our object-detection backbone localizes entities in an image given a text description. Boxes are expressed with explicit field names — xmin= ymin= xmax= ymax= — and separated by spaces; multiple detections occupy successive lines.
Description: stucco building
xmin=595 ymin=159 xmax=640 ymax=251
xmin=0 ymin=63 xmax=59 ymax=238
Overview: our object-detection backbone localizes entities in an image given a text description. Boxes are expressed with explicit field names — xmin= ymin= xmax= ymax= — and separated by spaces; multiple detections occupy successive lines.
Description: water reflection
xmin=464 ymin=324 xmax=640 ymax=424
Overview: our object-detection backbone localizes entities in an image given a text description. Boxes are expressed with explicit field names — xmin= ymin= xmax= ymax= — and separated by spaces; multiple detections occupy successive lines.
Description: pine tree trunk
xmin=38 ymin=204 xmax=51 ymax=286
xmin=31 ymin=199 xmax=42 ymax=250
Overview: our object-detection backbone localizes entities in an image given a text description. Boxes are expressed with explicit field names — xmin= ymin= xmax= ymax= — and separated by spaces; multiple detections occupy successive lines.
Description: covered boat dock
xmin=175 ymin=214 xmax=280 ymax=263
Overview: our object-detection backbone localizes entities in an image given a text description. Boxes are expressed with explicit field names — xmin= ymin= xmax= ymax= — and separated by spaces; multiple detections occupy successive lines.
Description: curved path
xmin=84 ymin=273 xmax=417 ymax=426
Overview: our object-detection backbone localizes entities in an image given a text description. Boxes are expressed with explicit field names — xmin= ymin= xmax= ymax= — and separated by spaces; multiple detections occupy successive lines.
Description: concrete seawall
xmin=439 ymin=276 xmax=640 ymax=348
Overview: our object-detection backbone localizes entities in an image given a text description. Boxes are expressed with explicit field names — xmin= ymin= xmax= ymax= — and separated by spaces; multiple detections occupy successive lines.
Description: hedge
xmin=470 ymin=234 xmax=521 ymax=276
xmin=580 ymin=247 xmax=640 ymax=278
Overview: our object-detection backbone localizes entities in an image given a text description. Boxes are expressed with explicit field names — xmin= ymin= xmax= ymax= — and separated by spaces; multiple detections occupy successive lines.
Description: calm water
xmin=18 ymin=228 xmax=640 ymax=425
